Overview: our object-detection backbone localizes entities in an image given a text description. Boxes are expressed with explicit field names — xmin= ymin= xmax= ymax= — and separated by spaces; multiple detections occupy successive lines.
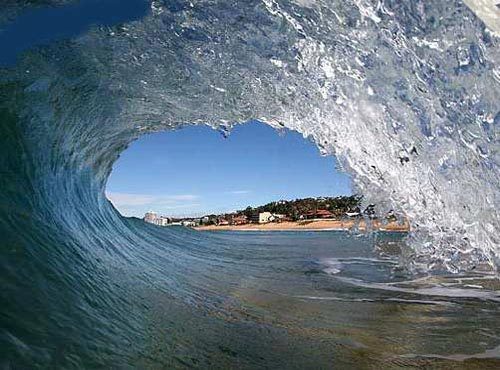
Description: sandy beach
xmin=194 ymin=219 xmax=409 ymax=232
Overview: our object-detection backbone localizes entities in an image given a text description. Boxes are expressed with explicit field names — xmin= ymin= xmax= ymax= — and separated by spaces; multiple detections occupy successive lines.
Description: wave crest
xmin=1 ymin=0 xmax=499 ymax=273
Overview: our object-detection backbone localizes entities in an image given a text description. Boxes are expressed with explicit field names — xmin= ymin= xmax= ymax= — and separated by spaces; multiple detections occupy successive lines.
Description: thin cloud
xmin=156 ymin=203 xmax=201 ymax=210
xmin=106 ymin=192 xmax=154 ymax=207
xmin=158 ymin=194 xmax=199 ymax=202
xmin=228 ymin=190 xmax=251 ymax=195
xmin=106 ymin=192 xmax=199 ymax=207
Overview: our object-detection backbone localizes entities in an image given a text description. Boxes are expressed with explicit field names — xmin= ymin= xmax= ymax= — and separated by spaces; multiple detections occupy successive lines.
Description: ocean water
xmin=1 ymin=0 xmax=499 ymax=368
xmin=2 ymin=225 xmax=499 ymax=368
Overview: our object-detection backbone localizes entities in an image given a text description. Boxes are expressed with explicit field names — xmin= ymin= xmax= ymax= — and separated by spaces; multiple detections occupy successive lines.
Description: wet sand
xmin=194 ymin=219 xmax=409 ymax=232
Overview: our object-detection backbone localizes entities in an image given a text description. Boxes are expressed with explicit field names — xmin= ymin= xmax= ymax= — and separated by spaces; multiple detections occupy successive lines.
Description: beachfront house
xmin=300 ymin=209 xmax=335 ymax=220
xmin=231 ymin=215 xmax=248 ymax=225
xmin=144 ymin=212 xmax=172 ymax=226
xmin=144 ymin=211 xmax=158 ymax=223
xmin=269 ymin=213 xmax=286 ymax=222
xmin=218 ymin=218 xmax=229 ymax=226
xmin=315 ymin=210 xmax=335 ymax=219
xmin=248 ymin=212 xmax=274 ymax=224
xmin=258 ymin=212 xmax=273 ymax=223
xmin=158 ymin=217 xmax=170 ymax=226
xmin=181 ymin=220 xmax=197 ymax=227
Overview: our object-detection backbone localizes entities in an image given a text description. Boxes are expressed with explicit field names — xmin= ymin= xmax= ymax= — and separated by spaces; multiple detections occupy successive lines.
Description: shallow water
xmin=177 ymin=230 xmax=500 ymax=369
xmin=4 ymin=225 xmax=498 ymax=368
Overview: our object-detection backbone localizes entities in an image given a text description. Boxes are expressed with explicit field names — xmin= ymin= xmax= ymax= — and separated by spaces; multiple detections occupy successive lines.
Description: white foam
xmin=336 ymin=276 xmax=500 ymax=302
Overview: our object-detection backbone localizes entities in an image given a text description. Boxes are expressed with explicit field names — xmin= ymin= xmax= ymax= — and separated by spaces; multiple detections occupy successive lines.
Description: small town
xmin=142 ymin=195 xmax=396 ymax=229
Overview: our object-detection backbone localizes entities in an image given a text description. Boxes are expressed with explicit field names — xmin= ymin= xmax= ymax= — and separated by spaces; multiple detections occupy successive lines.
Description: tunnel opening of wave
xmin=104 ymin=121 xmax=357 ymax=222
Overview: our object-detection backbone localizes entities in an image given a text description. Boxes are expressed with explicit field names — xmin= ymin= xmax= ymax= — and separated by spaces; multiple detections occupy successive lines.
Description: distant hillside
xmin=239 ymin=195 xmax=362 ymax=220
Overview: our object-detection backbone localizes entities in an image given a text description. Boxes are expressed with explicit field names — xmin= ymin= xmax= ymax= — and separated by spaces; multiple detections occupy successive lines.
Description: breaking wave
xmin=2 ymin=0 xmax=498 ymax=272
xmin=1 ymin=0 xmax=499 ymax=368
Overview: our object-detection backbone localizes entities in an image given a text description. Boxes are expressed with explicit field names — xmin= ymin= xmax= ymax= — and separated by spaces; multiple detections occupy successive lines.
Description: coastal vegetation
xmin=240 ymin=195 xmax=362 ymax=221
xmin=196 ymin=195 xmax=365 ymax=226
xmin=143 ymin=195 xmax=403 ymax=230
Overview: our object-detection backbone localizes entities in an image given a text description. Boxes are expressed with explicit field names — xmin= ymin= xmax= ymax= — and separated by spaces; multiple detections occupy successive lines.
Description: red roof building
xmin=316 ymin=209 xmax=334 ymax=218
xmin=301 ymin=209 xmax=335 ymax=219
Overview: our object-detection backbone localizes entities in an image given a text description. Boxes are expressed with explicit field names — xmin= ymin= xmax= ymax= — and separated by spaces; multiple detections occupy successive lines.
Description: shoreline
xmin=194 ymin=219 xmax=409 ymax=232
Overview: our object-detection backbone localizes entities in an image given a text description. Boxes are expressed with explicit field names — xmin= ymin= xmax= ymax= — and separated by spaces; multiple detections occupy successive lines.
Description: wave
xmin=2 ymin=0 xmax=498 ymax=273
xmin=1 ymin=0 xmax=499 ymax=367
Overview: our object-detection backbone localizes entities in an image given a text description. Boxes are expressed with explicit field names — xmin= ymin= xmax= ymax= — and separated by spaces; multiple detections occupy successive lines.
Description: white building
xmin=250 ymin=212 xmax=286 ymax=224
xmin=271 ymin=213 xmax=286 ymax=221
xmin=144 ymin=212 xmax=171 ymax=226
xmin=158 ymin=217 xmax=170 ymax=226
xmin=258 ymin=212 xmax=273 ymax=224
xmin=144 ymin=211 xmax=158 ymax=224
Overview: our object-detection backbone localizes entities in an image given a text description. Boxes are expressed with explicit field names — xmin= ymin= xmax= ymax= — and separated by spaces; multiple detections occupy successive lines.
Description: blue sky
xmin=106 ymin=121 xmax=352 ymax=217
